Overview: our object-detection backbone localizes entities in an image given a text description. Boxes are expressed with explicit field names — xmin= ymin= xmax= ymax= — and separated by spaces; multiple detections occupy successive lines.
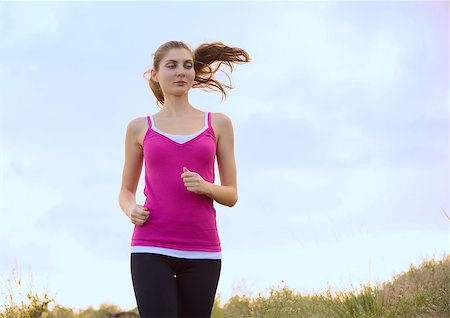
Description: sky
xmin=0 ymin=0 xmax=448 ymax=312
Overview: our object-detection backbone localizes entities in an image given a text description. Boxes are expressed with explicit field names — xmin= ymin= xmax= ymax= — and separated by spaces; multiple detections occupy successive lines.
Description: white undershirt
xmin=149 ymin=111 xmax=209 ymax=144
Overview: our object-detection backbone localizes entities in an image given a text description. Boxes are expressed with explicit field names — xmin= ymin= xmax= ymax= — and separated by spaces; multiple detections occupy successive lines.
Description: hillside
xmin=1 ymin=254 xmax=448 ymax=317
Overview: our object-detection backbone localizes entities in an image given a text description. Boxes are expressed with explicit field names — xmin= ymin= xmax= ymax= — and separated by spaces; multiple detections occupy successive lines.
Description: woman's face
xmin=152 ymin=48 xmax=195 ymax=97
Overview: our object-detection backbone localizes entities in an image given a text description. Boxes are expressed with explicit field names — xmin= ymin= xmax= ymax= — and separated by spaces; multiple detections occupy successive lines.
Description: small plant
xmin=0 ymin=263 xmax=54 ymax=318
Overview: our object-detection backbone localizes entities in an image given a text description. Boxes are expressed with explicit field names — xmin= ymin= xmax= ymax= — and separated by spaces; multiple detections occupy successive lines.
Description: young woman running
xmin=118 ymin=40 xmax=250 ymax=318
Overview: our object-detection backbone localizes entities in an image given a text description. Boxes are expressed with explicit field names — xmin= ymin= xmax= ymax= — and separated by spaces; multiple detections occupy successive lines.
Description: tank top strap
xmin=147 ymin=115 xmax=152 ymax=128
xmin=207 ymin=112 xmax=211 ymax=129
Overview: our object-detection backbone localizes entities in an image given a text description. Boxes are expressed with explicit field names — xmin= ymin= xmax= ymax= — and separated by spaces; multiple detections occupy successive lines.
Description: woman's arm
xmin=205 ymin=113 xmax=238 ymax=207
xmin=118 ymin=118 xmax=145 ymax=217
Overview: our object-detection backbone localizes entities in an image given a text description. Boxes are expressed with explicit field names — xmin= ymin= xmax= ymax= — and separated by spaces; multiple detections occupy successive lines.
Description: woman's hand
xmin=128 ymin=204 xmax=149 ymax=226
xmin=181 ymin=166 xmax=211 ymax=195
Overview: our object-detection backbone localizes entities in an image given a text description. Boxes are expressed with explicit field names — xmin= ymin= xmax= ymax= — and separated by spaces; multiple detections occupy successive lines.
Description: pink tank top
xmin=131 ymin=112 xmax=221 ymax=252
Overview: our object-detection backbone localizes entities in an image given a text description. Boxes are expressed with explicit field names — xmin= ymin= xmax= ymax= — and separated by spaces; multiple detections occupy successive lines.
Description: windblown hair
xmin=143 ymin=41 xmax=251 ymax=108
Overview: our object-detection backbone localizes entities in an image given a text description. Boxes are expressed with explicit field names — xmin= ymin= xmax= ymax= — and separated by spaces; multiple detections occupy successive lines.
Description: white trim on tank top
xmin=130 ymin=246 xmax=222 ymax=259
xmin=149 ymin=112 xmax=208 ymax=144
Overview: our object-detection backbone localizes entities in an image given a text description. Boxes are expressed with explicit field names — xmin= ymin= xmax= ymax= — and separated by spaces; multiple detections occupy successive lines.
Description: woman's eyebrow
xmin=165 ymin=59 xmax=193 ymax=63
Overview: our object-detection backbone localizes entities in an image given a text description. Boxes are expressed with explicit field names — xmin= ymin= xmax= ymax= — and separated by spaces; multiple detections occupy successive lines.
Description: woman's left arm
xmin=206 ymin=113 xmax=238 ymax=207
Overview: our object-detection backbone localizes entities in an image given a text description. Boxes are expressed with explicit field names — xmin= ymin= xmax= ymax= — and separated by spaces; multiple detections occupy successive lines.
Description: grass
xmin=215 ymin=254 xmax=450 ymax=318
xmin=1 ymin=254 xmax=448 ymax=318
xmin=0 ymin=264 xmax=53 ymax=318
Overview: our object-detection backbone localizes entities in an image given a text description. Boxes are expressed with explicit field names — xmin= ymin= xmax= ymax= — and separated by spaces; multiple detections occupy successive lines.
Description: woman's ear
xmin=151 ymin=69 xmax=158 ymax=82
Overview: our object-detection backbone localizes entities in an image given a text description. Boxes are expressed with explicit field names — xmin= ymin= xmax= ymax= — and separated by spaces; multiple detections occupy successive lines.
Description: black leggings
xmin=130 ymin=253 xmax=221 ymax=318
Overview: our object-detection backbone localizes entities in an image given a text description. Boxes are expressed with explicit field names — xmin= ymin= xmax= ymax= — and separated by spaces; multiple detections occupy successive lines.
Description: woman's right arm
xmin=118 ymin=118 xmax=149 ymax=224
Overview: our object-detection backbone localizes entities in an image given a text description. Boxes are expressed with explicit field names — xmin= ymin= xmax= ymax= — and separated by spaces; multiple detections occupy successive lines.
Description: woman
xmin=118 ymin=40 xmax=250 ymax=317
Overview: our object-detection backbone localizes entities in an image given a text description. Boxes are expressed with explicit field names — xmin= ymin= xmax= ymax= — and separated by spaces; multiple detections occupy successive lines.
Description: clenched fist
xmin=181 ymin=166 xmax=211 ymax=195
xmin=128 ymin=204 xmax=149 ymax=226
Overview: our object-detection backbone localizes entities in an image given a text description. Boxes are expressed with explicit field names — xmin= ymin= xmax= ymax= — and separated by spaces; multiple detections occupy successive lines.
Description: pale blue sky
xmin=0 ymin=1 xmax=448 ymax=311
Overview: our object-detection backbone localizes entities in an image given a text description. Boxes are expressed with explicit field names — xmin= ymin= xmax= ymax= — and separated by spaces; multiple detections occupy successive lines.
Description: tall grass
xmin=217 ymin=254 xmax=449 ymax=318
xmin=0 ymin=265 xmax=53 ymax=318
xmin=1 ymin=255 xmax=448 ymax=317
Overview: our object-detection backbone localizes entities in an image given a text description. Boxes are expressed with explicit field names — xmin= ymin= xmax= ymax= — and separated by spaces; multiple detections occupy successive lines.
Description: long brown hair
xmin=143 ymin=41 xmax=251 ymax=108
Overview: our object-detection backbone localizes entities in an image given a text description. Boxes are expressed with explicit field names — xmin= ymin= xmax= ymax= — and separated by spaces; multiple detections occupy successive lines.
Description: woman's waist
xmin=139 ymin=208 xmax=217 ymax=231
xmin=130 ymin=245 xmax=222 ymax=259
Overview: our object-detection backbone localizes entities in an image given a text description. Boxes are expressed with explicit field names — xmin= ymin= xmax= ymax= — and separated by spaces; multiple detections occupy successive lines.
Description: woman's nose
xmin=177 ymin=67 xmax=185 ymax=76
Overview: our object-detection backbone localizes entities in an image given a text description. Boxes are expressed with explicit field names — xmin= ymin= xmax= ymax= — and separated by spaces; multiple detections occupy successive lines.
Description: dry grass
xmin=1 ymin=255 xmax=448 ymax=317
xmin=216 ymin=254 xmax=449 ymax=318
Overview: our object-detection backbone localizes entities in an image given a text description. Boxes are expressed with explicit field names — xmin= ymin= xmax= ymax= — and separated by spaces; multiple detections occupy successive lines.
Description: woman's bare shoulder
xmin=125 ymin=116 xmax=149 ymax=146
xmin=210 ymin=112 xmax=232 ymax=126
xmin=210 ymin=112 xmax=233 ymax=141
xmin=126 ymin=116 xmax=148 ymax=132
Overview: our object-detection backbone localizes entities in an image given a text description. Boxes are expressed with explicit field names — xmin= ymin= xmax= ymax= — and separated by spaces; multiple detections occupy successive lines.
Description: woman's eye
xmin=168 ymin=65 xmax=192 ymax=69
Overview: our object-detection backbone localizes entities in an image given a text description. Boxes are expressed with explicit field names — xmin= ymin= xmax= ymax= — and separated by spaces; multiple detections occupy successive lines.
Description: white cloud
xmin=0 ymin=148 xmax=63 ymax=236
xmin=0 ymin=2 xmax=62 ymax=53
